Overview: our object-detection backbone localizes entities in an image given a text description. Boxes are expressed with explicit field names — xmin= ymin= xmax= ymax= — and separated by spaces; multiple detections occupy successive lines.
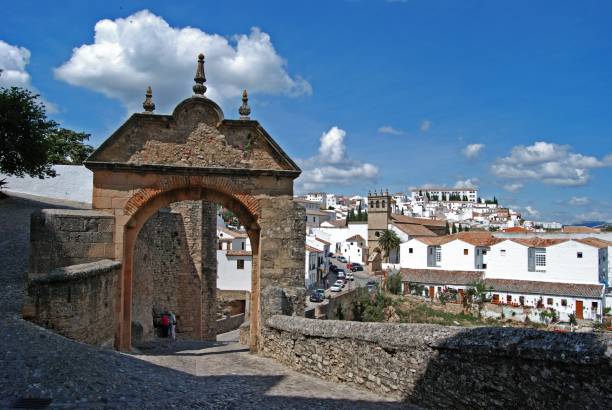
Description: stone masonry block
xmin=59 ymin=217 xmax=85 ymax=232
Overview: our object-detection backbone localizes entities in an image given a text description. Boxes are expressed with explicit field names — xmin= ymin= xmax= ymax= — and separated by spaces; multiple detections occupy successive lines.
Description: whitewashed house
xmin=340 ymin=234 xmax=366 ymax=264
xmin=216 ymin=228 xmax=252 ymax=291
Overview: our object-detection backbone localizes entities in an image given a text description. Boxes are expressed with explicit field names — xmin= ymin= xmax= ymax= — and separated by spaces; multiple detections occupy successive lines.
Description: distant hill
xmin=572 ymin=220 xmax=610 ymax=228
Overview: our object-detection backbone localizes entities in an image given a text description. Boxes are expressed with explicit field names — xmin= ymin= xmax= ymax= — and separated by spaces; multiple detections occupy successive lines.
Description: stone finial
xmin=193 ymin=53 xmax=207 ymax=96
xmin=239 ymin=89 xmax=251 ymax=120
xmin=142 ymin=86 xmax=155 ymax=113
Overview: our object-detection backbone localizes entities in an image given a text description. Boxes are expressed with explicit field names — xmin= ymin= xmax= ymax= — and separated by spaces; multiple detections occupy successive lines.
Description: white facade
xmin=400 ymin=239 xmax=430 ymax=269
xmin=439 ymin=240 xmax=488 ymax=271
xmin=340 ymin=236 xmax=366 ymax=264
xmin=312 ymin=222 xmax=368 ymax=254
xmin=217 ymin=229 xmax=252 ymax=291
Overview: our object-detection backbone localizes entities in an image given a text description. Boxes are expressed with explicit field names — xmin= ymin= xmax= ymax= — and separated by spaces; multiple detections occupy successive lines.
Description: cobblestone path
xmin=0 ymin=193 xmax=408 ymax=409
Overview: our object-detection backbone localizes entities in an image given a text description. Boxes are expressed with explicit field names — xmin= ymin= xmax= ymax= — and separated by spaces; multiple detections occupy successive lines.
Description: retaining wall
xmin=23 ymin=260 xmax=121 ymax=346
xmin=261 ymin=315 xmax=612 ymax=408
xmin=216 ymin=313 xmax=246 ymax=335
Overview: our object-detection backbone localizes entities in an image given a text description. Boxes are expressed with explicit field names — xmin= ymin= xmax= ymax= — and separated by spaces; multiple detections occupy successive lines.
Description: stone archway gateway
xmin=82 ymin=54 xmax=306 ymax=351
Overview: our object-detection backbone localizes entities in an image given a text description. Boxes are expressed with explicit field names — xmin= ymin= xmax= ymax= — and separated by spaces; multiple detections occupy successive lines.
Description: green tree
xmin=458 ymin=224 xmax=463 ymax=232
xmin=378 ymin=229 xmax=401 ymax=262
xmin=47 ymin=128 xmax=94 ymax=165
xmin=0 ymin=87 xmax=57 ymax=178
xmin=385 ymin=272 xmax=403 ymax=295
xmin=0 ymin=86 xmax=94 ymax=178
xmin=450 ymin=224 xmax=456 ymax=234
xmin=464 ymin=280 xmax=493 ymax=318
xmin=445 ymin=222 xmax=450 ymax=235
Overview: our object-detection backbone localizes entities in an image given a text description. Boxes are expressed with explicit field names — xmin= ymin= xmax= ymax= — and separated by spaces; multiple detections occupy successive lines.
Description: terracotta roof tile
xmin=484 ymin=279 xmax=603 ymax=299
xmin=345 ymin=234 xmax=366 ymax=243
xmin=400 ymin=268 xmax=483 ymax=285
xmin=315 ymin=237 xmax=331 ymax=246
xmin=305 ymin=245 xmax=323 ymax=253
xmin=573 ymin=237 xmax=612 ymax=249
xmin=392 ymin=222 xmax=438 ymax=237
xmin=562 ymin=226 xmax=600 ymax=233
xmin=510 ymin=237 xmax=568 ymax=248
xmin=225 ymin=250 xmax=252 ymax=257
xmin=455 ymin=232 xmax=504 ymax=247
xmin=391 ymin=214 xmax=447 ymax=227
xmin=415 ymin=236 xmax=455 ymax=246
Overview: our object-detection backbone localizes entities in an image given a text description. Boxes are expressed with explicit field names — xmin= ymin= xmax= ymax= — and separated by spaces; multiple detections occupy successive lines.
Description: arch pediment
xmin=85 ymin=96 xmax=300 ymax=176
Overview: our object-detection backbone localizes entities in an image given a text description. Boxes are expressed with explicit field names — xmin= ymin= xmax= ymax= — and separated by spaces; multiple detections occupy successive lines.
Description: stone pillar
xmin=257 ymin=196 xmax=306 ymax=349
xmin=200 ymin=201 xmax=218 ymax=340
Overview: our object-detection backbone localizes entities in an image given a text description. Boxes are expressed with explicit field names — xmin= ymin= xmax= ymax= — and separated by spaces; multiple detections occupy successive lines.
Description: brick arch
xmin=117 ymin=183 xmax=262 ymax=352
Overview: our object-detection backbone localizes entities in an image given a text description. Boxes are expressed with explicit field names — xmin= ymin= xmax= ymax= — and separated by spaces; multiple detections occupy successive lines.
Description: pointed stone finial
xmin=142 ymin=86 xmax=155 ymax=113
xmin=239 ymin=89 xmax=251 ymax=120
xmin=193 ymin=53 xmax=207 ymax=96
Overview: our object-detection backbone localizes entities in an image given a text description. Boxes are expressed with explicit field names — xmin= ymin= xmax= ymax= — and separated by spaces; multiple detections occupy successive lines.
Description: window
xmin=547 ymin=298 xmax=553 ymax=306
xmin=482 ymin=250 xmax=487 ymax=255
xmin=463 ymin=249 xmax=469 ymax=256
xmin=241 ymin=242 xmax=245 ymax=250
xmin=237 ymin=259 xmax=245 ymax=270
xmin=577 ymin=252 xmax=583 ymax=258
xmin=435 ymin=246 xmax=442 ymax=263
xmin=506 ymin=295 xmax=512 ymax=303
xmin=592 ymin=301 xmax=598 ymax=310
xmin=500 ymin=249 xmax=506 ymax=256
xmin=561 ymin=299 xmax=567 ymax=307
xmin=375 ymin=231 xmax=380 ymax=237
xmin=535 ymin=249 xmax=546 ymax=271
xmin=519 ymin=296 xmax=525 ymax=306
xmin=218 ymin=242 xmax=222 ymax=250
xmin=409 ymin=248 xmax=413 ymax=254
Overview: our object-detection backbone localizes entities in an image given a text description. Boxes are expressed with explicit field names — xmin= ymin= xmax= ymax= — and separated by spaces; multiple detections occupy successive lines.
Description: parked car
xmin=327 ymin=252 xmax=334 ymax=258
xmin=315 ymin=288 xmax=326 ymax=298
xmin=331 ymin=280 xmax=344 ymax=292
xmin=329 ymin=264 xmax=338 ymax=273
xmin=351 ymin=265 xmax=364 ymax=272
xmin=337 ymin=256 xmax=347 ymax=263
xmin=346 ymin=272 xmax=354 ymax=281
xmin=336 ymin=269 xmax=346 ymax=279
xmin=309 ymin=292 xmax=324 ymax=303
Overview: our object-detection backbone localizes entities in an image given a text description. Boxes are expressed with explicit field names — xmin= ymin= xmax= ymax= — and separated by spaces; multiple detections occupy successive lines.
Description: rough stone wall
xmin=23 ymin=260 xmax=120 ymax=346
xmin=200 ymin=201 xmax=218 ymax=340
xmin=262 ymin=316 xmax=612 ymax=408
xmin=29 ymin=210 xmax=114 ymax=276
xmin=216 ymin=313 xmax=245 ymax=335
xmin=132 ymin=204 xmax=205 ymax=341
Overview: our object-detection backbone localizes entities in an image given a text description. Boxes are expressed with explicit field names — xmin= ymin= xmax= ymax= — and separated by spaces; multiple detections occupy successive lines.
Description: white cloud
xmin=0 ymin=40 xmax=31 ymax=88
xmin=54 ymin=10 xmax=311 ymax=114
xmin=296 ymin=126 xmax=379 ymax=192
xmin=0 ymin=40 xmax=57 ymax=113
xmin=378 ymin=125 xmax=404 ymax=135
xmin=454 ymin=178 xmax=479 ymax=189
xmin=524 ymin=206 xmax=539 ymax=217
xmin=575 ymin=210 xmax=612 ymax=222
xmin=491 ymin=141 xmax=612 ymax=186
xmin=462 ymin=143 xmax=484 ymax=159
xmin=503 ymin=183 xmax=523 ymax=192
xmin=568 ymin=196 xmax=590 ymax=206
xmin=420 ymin=120 xmax=431 ymax=132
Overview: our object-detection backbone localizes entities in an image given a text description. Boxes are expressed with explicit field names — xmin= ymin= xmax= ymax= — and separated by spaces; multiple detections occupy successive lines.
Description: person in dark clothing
xmin=161 ymin=312 xmax=170 ymax=338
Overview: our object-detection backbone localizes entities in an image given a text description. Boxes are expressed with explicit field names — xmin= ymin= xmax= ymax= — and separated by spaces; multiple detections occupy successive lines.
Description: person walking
xmin=170 ymin=311 xmax=177 ymax=341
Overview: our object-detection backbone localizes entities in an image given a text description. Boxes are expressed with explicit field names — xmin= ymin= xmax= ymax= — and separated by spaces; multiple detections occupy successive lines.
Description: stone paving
xmin=0 ymin=193 xmax=409 ymax=409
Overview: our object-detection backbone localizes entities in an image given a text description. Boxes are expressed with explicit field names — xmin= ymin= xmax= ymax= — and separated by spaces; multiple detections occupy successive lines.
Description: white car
xmin=330 ymin=284 xmax=342 ymax=292
xmin=346 ymin=272 xmax=354 ymax=281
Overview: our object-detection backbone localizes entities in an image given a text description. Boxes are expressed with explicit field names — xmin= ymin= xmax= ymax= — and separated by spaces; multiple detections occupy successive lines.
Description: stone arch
xmin=118 ymin=184 xmax=262 ymax=352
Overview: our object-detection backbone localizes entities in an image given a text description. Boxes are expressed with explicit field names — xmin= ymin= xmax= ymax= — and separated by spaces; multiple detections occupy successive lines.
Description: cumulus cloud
xmin=524 ymin=206 xmax=540 ymax=217
xmin=296 ymin=126 xmax=379 ymax=192
xmin=462 ymin=143 xmax=484 ymax=159
xmin=420 ymin=120 xmax=431 ymax=132
xmin=491 ymin=141 xmax=612 ymax=186
xmin=378 ymin=125 xmax=404 ymax=135
xmin=503 ymin=183 xmax=523 ymax=192
xmin=568 ymin=196 xmax=590 ymax=206
xmin=0 ymin=40 xmax=31 ymax=88
xmin=575 ymin=210 xmax=612 ymax=222
xmin=454 ymin=178 xmax=479 ymax=189
xmin=54 ymin=10 xmax=311 ymax=114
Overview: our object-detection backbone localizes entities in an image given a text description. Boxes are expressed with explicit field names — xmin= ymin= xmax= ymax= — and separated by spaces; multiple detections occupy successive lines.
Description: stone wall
xmin=261 ymin=316 xmax=612 ymax=408
xmin=23 ymin=260 xmax=120 ymax=346
xmin=216 ymin=313 xmax=246 ymax=335
xmin=29 ymin=209 xmax=114 ymax=276
xmin=132 ymin=201 xmax=217 ymax=342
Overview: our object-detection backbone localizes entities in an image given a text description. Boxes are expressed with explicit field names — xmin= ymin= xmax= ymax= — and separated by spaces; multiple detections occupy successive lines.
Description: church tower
xmin=367 ymin=189 xmax=391 ymax=255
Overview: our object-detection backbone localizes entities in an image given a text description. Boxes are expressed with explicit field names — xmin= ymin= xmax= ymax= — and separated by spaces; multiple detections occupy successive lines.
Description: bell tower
xmin=367 ymin=189 xmax=391 ymax=255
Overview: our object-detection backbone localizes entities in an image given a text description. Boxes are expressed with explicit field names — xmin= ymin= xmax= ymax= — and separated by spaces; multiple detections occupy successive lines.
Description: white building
xmin=411 ymin=187 xmax=478 ymax=203
xmin=216 ymin=228 xmax=252 ymax=291
xmin=340 ymin=234 xmax=366 ymax=264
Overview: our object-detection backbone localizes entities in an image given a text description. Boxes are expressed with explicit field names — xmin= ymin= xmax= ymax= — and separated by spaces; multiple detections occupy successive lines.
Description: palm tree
xmin=378 ymin=229 xmax=401 ymax=263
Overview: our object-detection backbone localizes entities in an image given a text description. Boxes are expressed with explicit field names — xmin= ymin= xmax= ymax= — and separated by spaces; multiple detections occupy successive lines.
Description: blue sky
xmin=1 ymin=0 xmax=611 ymax=223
